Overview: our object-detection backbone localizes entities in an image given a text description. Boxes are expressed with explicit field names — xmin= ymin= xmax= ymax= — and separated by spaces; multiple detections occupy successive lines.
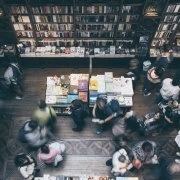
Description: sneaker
xmin=175 ymin=159 xmax=180 ymax=164
xmin=144 ymin=92 xmax=151 ymax=96
xmin=96 ymin=129 xmax=104 ymax=135
xmin=176 ymin=152 xmax=180 ymax=157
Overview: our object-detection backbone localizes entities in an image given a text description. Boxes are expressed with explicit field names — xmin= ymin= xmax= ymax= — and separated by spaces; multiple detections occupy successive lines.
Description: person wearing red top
xmin=38 ymin=142 xmax=65 ymax=167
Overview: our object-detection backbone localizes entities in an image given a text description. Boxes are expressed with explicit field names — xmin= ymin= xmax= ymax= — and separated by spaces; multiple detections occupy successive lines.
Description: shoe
xmin=72 ymin=127 xmax=82 ymax=132
xmin=144 ymin=92 xmax=151 ymax=96
xmin=176 ymin=152 xmax=180 ymax=157
xmin=96 ymin=129 xmax=104 ymax=135
xmin=175 ymin=159 xmax=180 ymax=163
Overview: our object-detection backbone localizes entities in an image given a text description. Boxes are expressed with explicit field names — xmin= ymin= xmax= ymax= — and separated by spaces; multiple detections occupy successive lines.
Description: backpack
xmin=18 ymin=121 xmax=32 ymax=143
xmin=109 ymin=99 xmax=120 ymax=113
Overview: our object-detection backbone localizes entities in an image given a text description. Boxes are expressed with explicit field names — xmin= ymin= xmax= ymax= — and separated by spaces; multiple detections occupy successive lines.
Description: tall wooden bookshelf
xmin=1 ymin=0 xmax=180 ymax=56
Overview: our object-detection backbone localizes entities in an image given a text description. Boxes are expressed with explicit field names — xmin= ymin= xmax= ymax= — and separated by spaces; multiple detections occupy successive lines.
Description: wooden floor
xmin=0 ymin=68 xmax=179 ymax=180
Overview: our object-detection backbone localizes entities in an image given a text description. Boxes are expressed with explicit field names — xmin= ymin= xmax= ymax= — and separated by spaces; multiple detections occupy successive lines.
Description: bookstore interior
xmin=0 ymin=0 xmax=180 ymax=180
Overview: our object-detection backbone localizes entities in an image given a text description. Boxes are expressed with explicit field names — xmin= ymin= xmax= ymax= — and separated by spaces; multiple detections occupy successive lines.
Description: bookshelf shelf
xmin=1 ymin=0 xmax=178 ymax=57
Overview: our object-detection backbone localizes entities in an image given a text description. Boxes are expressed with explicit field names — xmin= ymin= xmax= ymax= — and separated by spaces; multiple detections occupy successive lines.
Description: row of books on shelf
xmin=76 ymin=32 xmax=114 ymax=38
xmin=119 ymin=15 xmax=139 ymax=22
xmin=116 ymin=31 xmax=135 ymax=38
xmin=13 ymin=23 xmax=32 ymax=30
xmin=122 ymin=5 xmax=141 ymax=13
xmin=150 ymin=48 xmax=180 ymax=57
xmin=34 ymin=15 xmax=73 ymax=23
xmin=35 ymin=24 xmax=74 ymax=31
xmin=36 ymin=32 xmax=74 ymax=38
xmin=20 ymin=46 xmax=136 ymax=57
xmin=154 ymin=31 xmax=173 ymax=39
xmin=76 ymin=24 xmax=115 ymax=31
xmin=164 ymin=15 xmax=179 ymax=22
xmin=158 ymin=23 xmax=178 ymax=31
xmin=118 ymin=24 xmax=137 ymax=31
xmin=8 ymin=6 xmax=28 ymax=14
xmin=32 ymin=6 xmax=73 ymax=14
xmin=166 ymin=4 xmax=180 ymax=13
xmin=17 ymin=32 xmax=33 ymax=38
xmin=11 ymin=15 xmax=30 ymax=23
xmin=75 ymin=15 xmax=118 ymax=23
xmin=75 ymin=6 xmax=119 ymax=14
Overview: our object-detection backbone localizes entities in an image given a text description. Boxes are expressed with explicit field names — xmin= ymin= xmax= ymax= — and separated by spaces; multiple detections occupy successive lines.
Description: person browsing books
xmin=92 ymin=97 xmax=119 ymax=135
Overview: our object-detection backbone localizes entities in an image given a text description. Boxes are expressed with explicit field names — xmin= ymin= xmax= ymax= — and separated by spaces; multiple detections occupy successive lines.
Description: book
xmin=110 ymin=46 xmax=115 ymax=56
xmin=90 ymin=77 xmax=98 ymax=91
xmin=78 ymin=79 xmax=88 ymax=91
xmin=70 ymin=74 xmax=81 ymax=86
xmin=67 ymin=94 xmax=78 ymax=103
xmin=60 ymin=75 xmax=70 ymax=84
xmin=46 ymin=96 xmax=57 ymax=104
xmin=56 ymin=95 xmax=68 ymax=104
xmin=70 ymin=47 xmax=75 ymax=57
xmin=78 ymin=91 xmax=88 ymax=102
xmin=105 ymin=72 xmax=113 ymax=83
xmin=94 ymin=48 xmax=100 ymax=57
xmin=105 ymin=82 xmax=114 ymax=93
xmin=69 ymin=85 xmax=78 ymax=94
xmin=99 ymin=48 xmax=105 ymax=56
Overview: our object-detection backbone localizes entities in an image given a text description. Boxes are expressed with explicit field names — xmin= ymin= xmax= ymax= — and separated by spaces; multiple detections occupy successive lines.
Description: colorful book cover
xmin=70 ymin=74 xmax=81 ymax=86
xmin=78 ymin=91 xmax=88 ymax=102
xmin=67 ymin=94 xmax=78 ymax=103
xmin=78 ymin=79 xmax=88 ymax=91
xmin=60 ymin=75 xmax=70 ymax=84
xmin=60 ymin=84 xmax=69 ymax=95
xmin=90 ymin=78 xmax=98 ymax=91
xmin=69 ymin=85 xmax=78 ymax=94
xmin=56 ymin=95 xmax=68 ymax=104
xmin=65 ymin=47 xmax=70 ymax=57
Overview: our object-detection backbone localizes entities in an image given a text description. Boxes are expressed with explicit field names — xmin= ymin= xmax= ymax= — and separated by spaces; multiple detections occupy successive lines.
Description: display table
xmin=89 ymin=72 xmax=134 ymax=108
xmin=45 ymin=74 xmax=89 ymax=115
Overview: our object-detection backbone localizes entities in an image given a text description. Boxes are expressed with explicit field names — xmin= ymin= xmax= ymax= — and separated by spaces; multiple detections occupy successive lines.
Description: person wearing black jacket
xmin=70 ymin=99 xmax=88 ymax=132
